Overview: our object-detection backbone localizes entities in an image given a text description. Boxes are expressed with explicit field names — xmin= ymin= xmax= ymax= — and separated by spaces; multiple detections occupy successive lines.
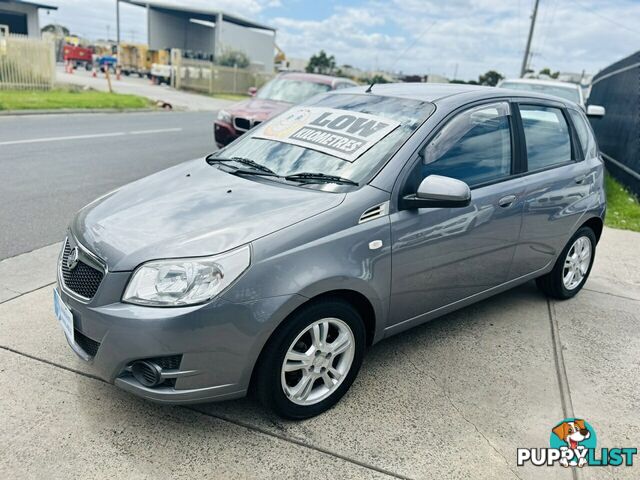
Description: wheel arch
xmin=247 ymin=288 xmax=379 ymax=394
xmin=580 ymin=216 xmax=603 ymax=244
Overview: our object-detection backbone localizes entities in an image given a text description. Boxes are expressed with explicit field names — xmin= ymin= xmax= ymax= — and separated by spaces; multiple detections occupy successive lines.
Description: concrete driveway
xmin=0 ymin=227 xmax=638 ymax=479
xmin=56 ymin=66 xmax=233 ymax=112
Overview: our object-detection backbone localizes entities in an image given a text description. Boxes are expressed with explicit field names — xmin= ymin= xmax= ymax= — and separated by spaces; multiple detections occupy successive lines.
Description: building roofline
xmin=1 ymin=0 xmax=58 ymax=10
xmin=120 ymin=0 xmax=275 ymax=32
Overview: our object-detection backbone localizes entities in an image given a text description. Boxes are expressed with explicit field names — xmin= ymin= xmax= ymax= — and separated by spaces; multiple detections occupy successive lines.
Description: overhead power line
xmin=567 ymin=0 xmax=640 ymax=36
xmin=388 ymin=20 xmax=438 ymax=73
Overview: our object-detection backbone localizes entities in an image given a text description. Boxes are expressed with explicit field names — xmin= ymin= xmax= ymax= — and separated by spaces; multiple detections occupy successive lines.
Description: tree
xmin=41 ymin=24 xmax=70 ymax=36
xmin=539 ymin=67 xmax=559 ymax=79
xmin=478 ymin=70 xmax=504 ymax=87
xmin=216 ymin=49 xmax=250 ymax=69
xmin=306 ymin=50 xmax=336 ymax=75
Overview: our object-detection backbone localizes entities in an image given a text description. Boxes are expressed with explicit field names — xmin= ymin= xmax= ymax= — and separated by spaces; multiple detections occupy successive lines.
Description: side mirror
xmin=402 ymin=175 xmax=471 ymax=209
xmin=248 ymin=87 xmax=257 ymax=97
xmin=586 ymin=105 xmax=605 ymax=117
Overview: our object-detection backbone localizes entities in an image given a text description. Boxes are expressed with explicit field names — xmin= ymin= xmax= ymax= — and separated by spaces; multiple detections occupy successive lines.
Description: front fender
xmin=222 ymin=195 xmax=393 ymax=343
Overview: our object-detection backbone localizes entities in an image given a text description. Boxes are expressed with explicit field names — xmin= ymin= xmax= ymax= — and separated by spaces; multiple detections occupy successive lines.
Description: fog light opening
xmin=131 ymin=360 xmax=163 ymax=387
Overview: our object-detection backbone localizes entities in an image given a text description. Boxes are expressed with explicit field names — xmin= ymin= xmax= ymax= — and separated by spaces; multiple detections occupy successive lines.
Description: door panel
xmin=389 ymin=179 xmax=525 ymax=326
xmin=509 ymin=104 xmax=593 ymax=278
xmin=510 ymin=158 xmax=594 ymax=278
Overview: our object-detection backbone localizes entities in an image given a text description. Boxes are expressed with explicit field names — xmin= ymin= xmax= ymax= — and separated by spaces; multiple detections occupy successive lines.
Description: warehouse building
xmin=0 ymin=0 xmax=57 ymax=37
xmin=122 ymin=0 xmax=276 ymax=72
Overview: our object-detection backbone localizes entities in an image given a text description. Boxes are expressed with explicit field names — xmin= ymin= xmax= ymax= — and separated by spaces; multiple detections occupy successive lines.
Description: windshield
xmin=215 ymin=94 xmax=435 ymax=187
xmin=500 ymin=81 xmax=581 ymax=104
xmin=256 ymin=78 xmax=332 ymax=104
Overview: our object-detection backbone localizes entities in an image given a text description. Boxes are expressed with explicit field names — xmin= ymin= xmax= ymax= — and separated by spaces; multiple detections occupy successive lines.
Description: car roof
xmin=277 ymin=71 xmax=357 ymax=86
xmin=499 ymin=78 xmax=580 ymax=90
xmin=333 ymin=82 xmax=577 ymax=107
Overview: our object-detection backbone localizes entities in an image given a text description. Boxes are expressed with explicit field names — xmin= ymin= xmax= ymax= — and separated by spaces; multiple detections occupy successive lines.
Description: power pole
xmin=520 ymin=0 xmax=539 ymax=77
xmin=116 ymin=0 xmax=120 ymax=45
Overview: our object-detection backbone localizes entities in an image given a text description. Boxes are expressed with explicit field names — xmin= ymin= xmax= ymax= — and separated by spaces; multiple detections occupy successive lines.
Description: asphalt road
xmin=0 ymin=111 xmax=218 ymax=260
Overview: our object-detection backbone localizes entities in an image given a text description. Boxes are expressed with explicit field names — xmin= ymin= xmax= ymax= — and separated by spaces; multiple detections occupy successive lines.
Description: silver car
xmin=497 ymin=78 xmax=607 ymax=118
xmin=54 ymin=84 xmax=606 ymax=419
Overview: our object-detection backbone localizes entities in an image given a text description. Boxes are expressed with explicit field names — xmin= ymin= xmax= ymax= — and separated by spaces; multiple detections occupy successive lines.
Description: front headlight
xmin=122 ymin=245 xmax=250 ymax=307
xmin=217 ymin=109 xmax=232 ymax=124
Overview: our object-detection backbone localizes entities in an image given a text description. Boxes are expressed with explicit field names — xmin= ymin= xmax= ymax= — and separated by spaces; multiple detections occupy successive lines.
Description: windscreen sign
xmin=254 ymin=107 xmax=401 ymax=162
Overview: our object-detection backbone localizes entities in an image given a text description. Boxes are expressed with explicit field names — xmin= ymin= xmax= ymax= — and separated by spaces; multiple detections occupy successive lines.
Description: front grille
xmin=233 ymin=117 xmax=251 ymax=131
xmin=152 ymin=355 xmax=182 ymax=370
xmin=74 ymin=329 xmax=101 ymax=357
xmin=60 ymin=239 xmax=104 ymax=300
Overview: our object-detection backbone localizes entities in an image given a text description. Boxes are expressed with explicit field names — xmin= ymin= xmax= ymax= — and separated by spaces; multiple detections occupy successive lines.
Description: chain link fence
xmin=588 ymin=50 xmax=640 ymax=195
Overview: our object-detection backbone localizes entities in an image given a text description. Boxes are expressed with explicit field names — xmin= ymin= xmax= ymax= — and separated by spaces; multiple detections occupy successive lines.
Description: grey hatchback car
xmin=54 ymin=84 xmax=605 ymax=419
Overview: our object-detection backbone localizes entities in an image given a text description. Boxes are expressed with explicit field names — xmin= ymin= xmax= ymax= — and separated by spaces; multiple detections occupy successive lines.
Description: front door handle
xmin=498 ymin=194 xmax=517 ymax=208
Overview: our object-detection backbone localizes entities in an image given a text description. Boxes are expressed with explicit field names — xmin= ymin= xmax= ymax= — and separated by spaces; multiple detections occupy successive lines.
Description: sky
xmin=39 ymin=0 xmax=640 ymax=80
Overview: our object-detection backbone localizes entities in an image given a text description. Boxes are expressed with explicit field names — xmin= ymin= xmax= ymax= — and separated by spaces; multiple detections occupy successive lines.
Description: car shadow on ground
xmin=70 ymin=280 xmax=567 ymax=478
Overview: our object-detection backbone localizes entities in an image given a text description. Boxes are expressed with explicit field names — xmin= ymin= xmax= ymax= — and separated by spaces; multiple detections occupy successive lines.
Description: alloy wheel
xmin=562 ymin=236 xmax=592 ymax=290
xmin=280 ymin=318 xmax=355 ymax=406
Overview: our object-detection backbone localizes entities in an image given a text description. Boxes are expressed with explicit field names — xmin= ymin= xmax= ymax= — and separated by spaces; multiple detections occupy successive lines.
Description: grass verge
xmin=0 ymin=88 xmax=152 ymax=110
xmin=605 ymin=173 xmax=640 ymax=232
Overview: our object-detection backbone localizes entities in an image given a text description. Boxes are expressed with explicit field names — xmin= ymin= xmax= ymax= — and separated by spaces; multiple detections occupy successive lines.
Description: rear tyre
xmin=536 ymin=226 xmax=596 ymax=300
xmin=255 ymin=299 xmax=366 ymax=419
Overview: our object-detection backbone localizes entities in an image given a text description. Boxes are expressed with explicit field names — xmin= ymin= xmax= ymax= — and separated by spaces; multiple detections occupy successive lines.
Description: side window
xmin=420 ymin=102 xmax=512 ymax=187
xmin=520 ymin=105 xmax=572 ymax=171
xmin=568 ymin=109 xmax=597 ymax=159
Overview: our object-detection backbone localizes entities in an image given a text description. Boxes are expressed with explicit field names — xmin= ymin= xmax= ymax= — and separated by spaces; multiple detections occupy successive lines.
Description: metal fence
xmin=0 ymin=26 xmax=56 ymax=90
xmin=172 ymin=53 xmax=273 ymax=95
xmin=588 ymin=50 xmax=640 ymax=195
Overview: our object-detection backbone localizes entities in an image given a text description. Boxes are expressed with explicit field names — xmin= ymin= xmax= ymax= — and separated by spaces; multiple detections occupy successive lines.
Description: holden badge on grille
xmin=66 ymin=247 xmax=79 ymax=270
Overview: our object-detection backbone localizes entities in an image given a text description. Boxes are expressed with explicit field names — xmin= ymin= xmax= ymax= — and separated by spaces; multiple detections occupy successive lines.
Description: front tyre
xmin=255 ymin=299 xmax=365 ymax=419
xmin=536 ymin=226 xmax=596 ymax=300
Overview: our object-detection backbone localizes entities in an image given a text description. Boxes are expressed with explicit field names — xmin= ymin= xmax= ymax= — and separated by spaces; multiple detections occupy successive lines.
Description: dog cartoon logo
xmin=551 ymin=419 xmax=595 ymax=467
xmin=518 ymin=418 xmax=636 ymax=468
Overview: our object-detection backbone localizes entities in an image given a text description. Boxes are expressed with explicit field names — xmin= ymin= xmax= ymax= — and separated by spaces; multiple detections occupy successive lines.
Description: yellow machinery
xmin=118 ymin=42 xmax=150 ymax=76
xmin=147 ymin=49 xmax=170 ymax=67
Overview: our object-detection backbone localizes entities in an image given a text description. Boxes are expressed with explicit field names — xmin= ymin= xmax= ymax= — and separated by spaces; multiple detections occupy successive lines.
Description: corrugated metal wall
xmin=588 ymin=50 xmax=640 ymax=195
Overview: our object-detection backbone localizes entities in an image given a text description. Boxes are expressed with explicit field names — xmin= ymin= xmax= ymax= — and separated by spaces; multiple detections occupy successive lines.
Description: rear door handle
xmin=575 ymin=175 xmax=587 ymax=184
xmin=498 ymin=194 xmax=517 ymax=208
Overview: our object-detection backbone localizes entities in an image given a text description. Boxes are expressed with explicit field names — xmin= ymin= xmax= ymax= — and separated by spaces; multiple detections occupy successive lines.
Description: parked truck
xmin=63 ymin=44 xmax=93 ymax=70
xmin=118 ymin=43 xmax=150 ymax=77
xmin=148 ymin=49 xmax=171 ymax=84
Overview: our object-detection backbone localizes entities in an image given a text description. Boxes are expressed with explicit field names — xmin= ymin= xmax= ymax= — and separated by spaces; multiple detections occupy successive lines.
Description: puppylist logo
xmin=517 ymin=418 xmax=636 ymax=468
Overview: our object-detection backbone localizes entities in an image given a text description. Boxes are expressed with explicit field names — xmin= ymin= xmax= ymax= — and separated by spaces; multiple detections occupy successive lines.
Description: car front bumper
xmin=213 ymin=121 xmax=240 ymax=147
xmin=56 ymin=273 xmax=301 ymax=404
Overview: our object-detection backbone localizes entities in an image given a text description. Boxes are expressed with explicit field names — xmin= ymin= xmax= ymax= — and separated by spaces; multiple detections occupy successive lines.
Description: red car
xmin=214 ymin=72 xmax=357 ymax=147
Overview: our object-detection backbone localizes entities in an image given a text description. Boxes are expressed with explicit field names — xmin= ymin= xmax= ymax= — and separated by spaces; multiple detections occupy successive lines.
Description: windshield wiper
xmin=284 ymin=172 xmax=358 ymax=186
xmin=206 ymin=155 xmax=279 ymax=176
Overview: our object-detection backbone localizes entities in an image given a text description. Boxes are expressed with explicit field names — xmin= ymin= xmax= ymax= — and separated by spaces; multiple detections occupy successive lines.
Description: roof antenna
xmin=365 ymin=81 xmax=375 ymax=93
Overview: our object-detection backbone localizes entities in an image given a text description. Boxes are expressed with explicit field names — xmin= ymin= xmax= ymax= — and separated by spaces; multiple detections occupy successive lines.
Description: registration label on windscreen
xmin=253 ymin=107 xmax=401 ymax=162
